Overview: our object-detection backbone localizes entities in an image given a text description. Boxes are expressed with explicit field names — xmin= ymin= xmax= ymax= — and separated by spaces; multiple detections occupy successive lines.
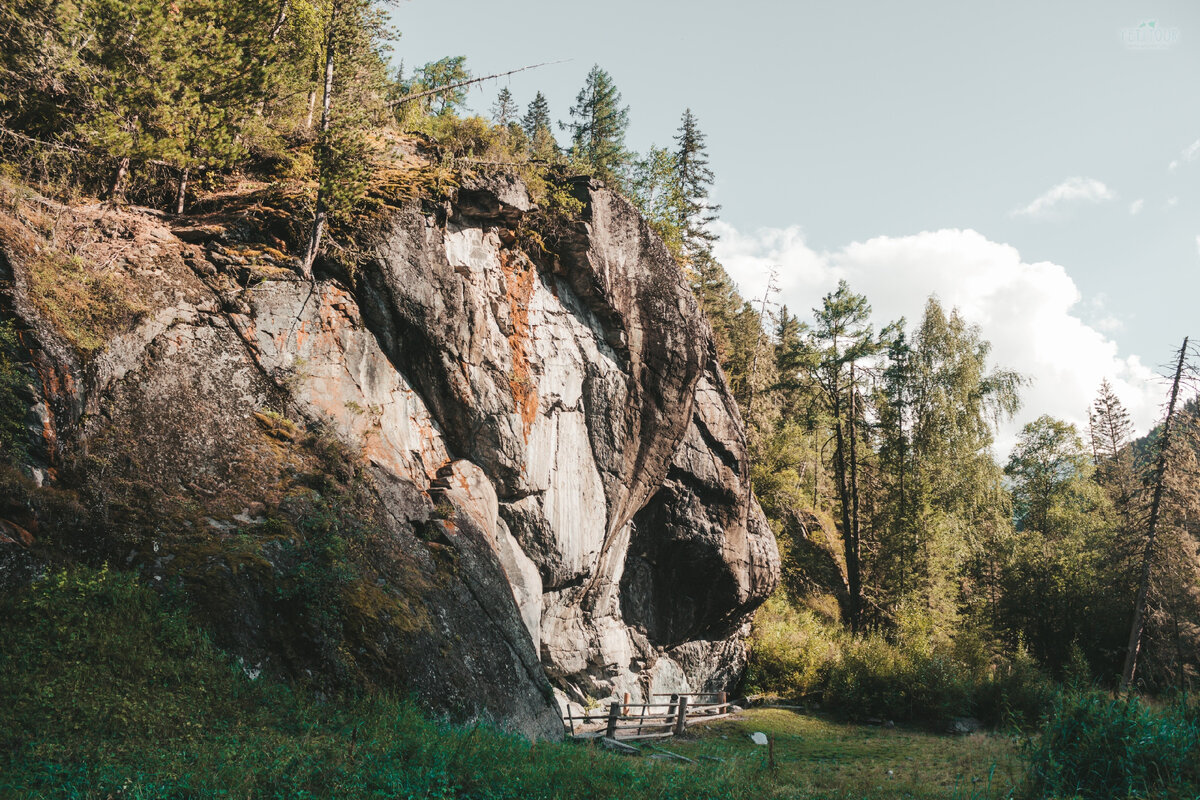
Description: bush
xmin=747 ymin=591 xmax=1057 ymax=728
xmin=1021 ymin=693 xmax=1200 ymax=799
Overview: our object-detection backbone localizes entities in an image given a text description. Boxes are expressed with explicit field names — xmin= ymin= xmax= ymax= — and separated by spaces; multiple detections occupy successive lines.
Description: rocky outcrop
xmin=0 ymin=169 xmax=779 ymax=738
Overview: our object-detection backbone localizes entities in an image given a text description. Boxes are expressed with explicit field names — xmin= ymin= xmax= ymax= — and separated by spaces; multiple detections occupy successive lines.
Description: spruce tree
xmin=565 ymin=65 xmax=630 ymax=186
xmin=673 ymin=108 xmax=720 ymax=267
xmin=521 ymin=91 xmax=556 ymax=160
xmin=490 ymin=87 xmax=518 ymax=126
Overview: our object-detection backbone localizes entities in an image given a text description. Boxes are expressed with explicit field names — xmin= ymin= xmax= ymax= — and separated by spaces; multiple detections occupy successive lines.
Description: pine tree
xmin=673 ymin=108 xmax=720 ymax=267
xmin=808 ymin=280 xmax=882 ymax=632
xmin=1090 ymin=379 xmax=1134 ymax=463
xmin=490 ymin=87 xmax=518 ymax=126
xmin=520 ymin=91 xmax=556 ymax=161
xmin=565 ymin=65 xmax=630 ymax=186
xmin=301 ymin=0 xmax=389 ymax=276
xmin=1088 ymin=378 xmax=1140 ymax=524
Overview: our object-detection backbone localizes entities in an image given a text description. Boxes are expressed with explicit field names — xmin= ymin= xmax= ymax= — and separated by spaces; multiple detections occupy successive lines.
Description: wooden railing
xmin=563 ymin=691 xmax=736 ymax=741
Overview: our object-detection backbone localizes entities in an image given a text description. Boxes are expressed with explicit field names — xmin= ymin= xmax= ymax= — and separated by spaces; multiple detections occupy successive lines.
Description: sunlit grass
xmin=667 ymin=708 xmax=1022 ymax=800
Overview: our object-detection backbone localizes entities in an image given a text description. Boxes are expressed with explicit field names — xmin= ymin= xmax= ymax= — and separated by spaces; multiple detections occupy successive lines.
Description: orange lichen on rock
xmin=499 ymin=249 xmax=538 ymax=439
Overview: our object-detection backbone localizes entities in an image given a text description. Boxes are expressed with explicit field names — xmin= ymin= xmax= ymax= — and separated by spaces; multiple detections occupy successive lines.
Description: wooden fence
xmin=563 ymin=691 xmax=737 ymax=741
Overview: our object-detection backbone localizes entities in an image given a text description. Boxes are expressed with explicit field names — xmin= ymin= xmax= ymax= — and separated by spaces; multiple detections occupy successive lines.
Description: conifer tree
xmin=564 ymin=65 xmax=630 ymax=186
xmin=490 ymin=87 xmax=518 ymax=126
xmin=521 ymin=91 xmax=556 ymax=161
xmin=673 ymin=108 xmax=720 ymax=267
xmin=301 ymin=0 xmax=389 ymax=276
xmin=1088 ymin=378 xmax=1140 ymax=525
xmin=808 ymin=280 xmax=882 ymax=632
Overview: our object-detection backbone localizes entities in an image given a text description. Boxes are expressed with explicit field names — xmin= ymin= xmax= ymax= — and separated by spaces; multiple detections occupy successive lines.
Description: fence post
xmin=674 ymin=695 xmax=689 ymax=736
xmin=623 ymin=691 xmax=631 ymax=716
xmin=666 ymin=693 xmax=678 ymax=723
xmin=606 ymin=701 xmax=619 ymax=738
xmin=718 ymin=691 xmax=728 ymax=713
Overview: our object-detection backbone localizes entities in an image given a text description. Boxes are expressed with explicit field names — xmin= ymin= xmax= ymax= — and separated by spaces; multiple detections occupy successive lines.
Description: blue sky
xmin=393 ymin=1 xmax=1200 ymax=449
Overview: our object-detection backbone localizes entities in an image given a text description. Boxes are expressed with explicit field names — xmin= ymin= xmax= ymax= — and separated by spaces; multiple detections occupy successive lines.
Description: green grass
xmin=11 ymin=563 xmax=1186 ymax=799
xmin=668 ymin=709 xmax=1022 ymax=800
xmin=0 ymin=564 xmax=756 ymax=798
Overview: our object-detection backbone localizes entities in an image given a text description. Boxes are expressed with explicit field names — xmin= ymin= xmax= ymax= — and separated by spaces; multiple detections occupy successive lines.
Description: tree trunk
xmin=109 ymin=156 xmax=130 ymax=200
xmin=301 ymin=6 xmax=337 ymax=279
xmin=846 ymin=366 xmax=862 ymax=630
xmin=174 ymin=167 xmax=189 ymax=215
xmin=831 ymin=379 xmax=860 ymax=632
xmin=254 ymin=0 xmax=290 ymax=116
xmin=1120 ymin=336 xmax=1188 ymax=691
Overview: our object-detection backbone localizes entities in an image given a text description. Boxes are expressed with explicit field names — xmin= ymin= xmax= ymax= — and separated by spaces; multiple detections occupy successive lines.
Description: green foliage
xmin=521 ymin=91 xmax=557 ymax=161
xmin=748 ymin=591 xmax=1057 ymax=729
xmin=565 ymin=64 xmax=630 ymax=187
xmin=1021 ymin=693 xmax=1200 ymax=799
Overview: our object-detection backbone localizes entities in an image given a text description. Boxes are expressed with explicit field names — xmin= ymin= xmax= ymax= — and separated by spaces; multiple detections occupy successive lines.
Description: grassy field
xmin=662 ymin=708 xmax=1022 ymax=800
xmin=0 ymin=564 xmax=1029 ymax=799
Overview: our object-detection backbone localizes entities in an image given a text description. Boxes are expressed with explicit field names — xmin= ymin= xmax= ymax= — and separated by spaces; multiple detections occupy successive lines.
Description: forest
xmin=2 ymin=0 xmax=1199 ymax=797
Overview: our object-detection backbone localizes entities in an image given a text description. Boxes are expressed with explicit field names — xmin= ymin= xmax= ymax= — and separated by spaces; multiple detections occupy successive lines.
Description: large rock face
xmin=0 ymin=172 xmax=779 ymax=738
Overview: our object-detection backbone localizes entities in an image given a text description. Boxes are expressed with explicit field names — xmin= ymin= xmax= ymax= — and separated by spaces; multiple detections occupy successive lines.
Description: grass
xmin=0 ymin=562 xmax=1032 ymax=799
xmin=668 ymin=709 xmax=1022 ymax=800
xmin=26 ymin=247 xmax=147 ymax=355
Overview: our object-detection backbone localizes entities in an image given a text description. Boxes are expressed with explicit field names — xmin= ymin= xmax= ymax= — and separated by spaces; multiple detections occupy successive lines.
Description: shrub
xmin=747 ymin=591 xmax=1056 ymax=728
xmin=1021 ymin=693 xmax=1200 ymax=799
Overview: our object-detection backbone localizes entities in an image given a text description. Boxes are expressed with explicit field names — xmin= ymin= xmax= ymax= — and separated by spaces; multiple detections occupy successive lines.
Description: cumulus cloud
xmin=1011 ymin=177 xmax=1116 ymax=218
xmin=1129 ymin=198 xmax=1144 ymax=215
xmin=713 ymin=223 xmax=1161 ymax=456
xmin=1168 ymin=138 xmax=1200 ymax=171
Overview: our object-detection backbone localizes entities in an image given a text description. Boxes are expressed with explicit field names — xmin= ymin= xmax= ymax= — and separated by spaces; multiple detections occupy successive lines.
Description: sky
xmin=392 ymin=1 xmax=1200 ymax=453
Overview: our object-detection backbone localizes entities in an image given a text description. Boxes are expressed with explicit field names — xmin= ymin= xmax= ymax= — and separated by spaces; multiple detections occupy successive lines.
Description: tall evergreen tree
xmin=808 ymin=280 xmax=883 ymax=632
xmin=564 ymin=65 xmax=629 ymax=186
xmin=520 ymin=91 xmax=556 ymax=161
xmin=673 ymin=108 xmax=720 ymax=268
xmin=301 ymin=0 xmax=389 ymax=276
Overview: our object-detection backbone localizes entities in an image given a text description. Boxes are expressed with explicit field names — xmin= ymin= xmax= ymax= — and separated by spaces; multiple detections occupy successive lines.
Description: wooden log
xmin=606 ymin=702 xmax=619 ymax=739
xmin=649 ymin=746 xmax=697 ymax=764
xmin=600 ymin=736 xmax=641 ymax=755
xmin=610 ymin=731 xmax=675 ymax=741
xmin=674 ymin=695 xmax=689 ymax=736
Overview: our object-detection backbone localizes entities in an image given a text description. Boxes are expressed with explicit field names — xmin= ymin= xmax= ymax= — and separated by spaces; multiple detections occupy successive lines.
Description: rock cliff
xmin=0 ymin=167 xmax=779 ymax=739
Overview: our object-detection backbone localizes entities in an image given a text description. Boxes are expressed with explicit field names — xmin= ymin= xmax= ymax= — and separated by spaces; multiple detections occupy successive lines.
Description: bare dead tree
xmin=1121 ymin=336 xmax=1189 ymax=691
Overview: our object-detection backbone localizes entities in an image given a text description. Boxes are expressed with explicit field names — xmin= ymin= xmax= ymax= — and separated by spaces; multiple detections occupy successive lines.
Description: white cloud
xmin=1129 ymin=198 xmax=1144 ymax=215
xmin=713 ymin=223 xmax=1161 ymax=457
xmin=1168 ymin=139 xmax=1200 ymax=171
xmin=1167 ymin=196 xmax=1179 ymax=208
xmin=1011 ymin=177 xmax=1116 ymax=218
